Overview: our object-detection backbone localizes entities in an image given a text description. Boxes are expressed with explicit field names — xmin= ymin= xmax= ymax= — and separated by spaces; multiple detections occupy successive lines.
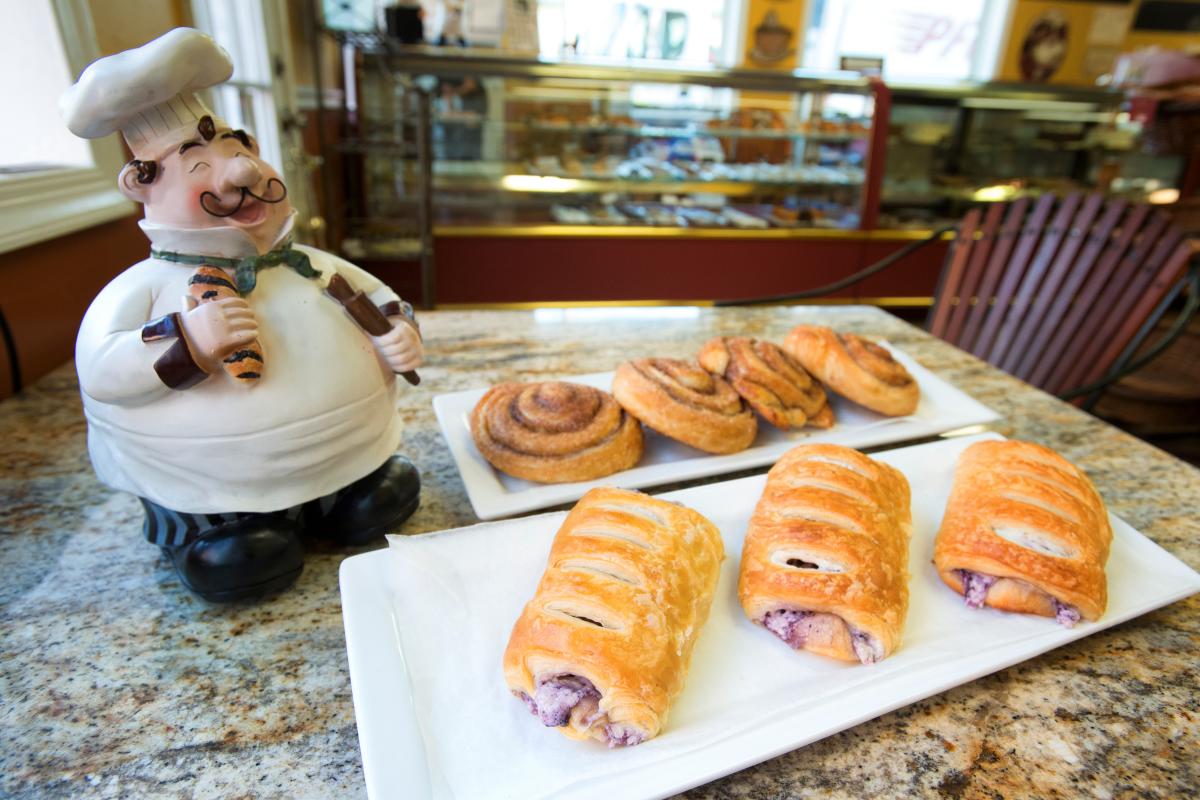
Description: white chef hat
xmin=60 ymin=27 xmax=234 ymax=160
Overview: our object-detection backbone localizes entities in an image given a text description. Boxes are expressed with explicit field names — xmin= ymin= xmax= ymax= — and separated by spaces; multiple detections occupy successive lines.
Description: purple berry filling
xmin=517 ymin=675 xmax=646 ymax=747
xmin=604 ymin=725 xmax=645 ymax=748
xmin=958 ymin=569 xmax=997 ymax=609
xmin=1053 ymin=598 xmax=1082 ymax=628
xmin=762 ymin=608 xmax=881 ymax=664
xmin=531 ymin=675 xmax=599 ymax=727
xmin=958 ymin=569 xmax=1082 ymax=627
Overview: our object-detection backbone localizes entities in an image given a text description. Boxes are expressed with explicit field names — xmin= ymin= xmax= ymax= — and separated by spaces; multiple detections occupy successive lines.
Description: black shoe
xmin=168 ymin=516 xmax=304 ymax=602
xmin=316 ymin=455 xmax=421 ymax=547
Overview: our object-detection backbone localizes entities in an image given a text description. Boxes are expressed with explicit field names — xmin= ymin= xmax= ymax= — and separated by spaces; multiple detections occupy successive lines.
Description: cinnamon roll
xmin=470 ymin=381 xmax=644 ymax=483
xmin=697 ymin=336 xmax=834 ymax=430
xmin=612 ymin=358 xmax=757 ymax=454
xmin=783 ymin=326 xmax=919 ymax=416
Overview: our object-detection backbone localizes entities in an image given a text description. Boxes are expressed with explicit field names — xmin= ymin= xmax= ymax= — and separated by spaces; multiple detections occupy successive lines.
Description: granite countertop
xmin=2 ymin=305 xmax=1197 ymax=798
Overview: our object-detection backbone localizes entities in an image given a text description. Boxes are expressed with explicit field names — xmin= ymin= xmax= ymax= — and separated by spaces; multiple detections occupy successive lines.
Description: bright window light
xmin=0 ymin=1 xmax=94 ymax=171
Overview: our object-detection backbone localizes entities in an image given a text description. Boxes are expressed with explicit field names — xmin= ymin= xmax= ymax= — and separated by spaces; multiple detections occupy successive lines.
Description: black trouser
xmin=140 ymin=484 xmax=344 ymax=547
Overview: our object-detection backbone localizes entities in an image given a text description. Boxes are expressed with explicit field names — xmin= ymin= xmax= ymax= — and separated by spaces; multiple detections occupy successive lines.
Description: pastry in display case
xmin=330 ymin=43 xmax=883 ymax=238
xmin=879 ymin=84 xmax=1188 ymax=229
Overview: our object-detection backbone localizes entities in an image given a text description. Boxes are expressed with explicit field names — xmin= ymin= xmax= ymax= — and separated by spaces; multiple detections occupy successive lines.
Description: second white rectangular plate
xmin=433 ymin=344 xmax=999 ymax=519
xmin=341 ymin=433 xmax=1200 ymax=800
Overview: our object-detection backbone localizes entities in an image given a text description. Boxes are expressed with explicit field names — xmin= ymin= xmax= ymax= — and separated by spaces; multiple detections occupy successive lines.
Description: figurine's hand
xmin=179 ymin=295 xmax=259 ymax=373
xmin=372 ymin=320 xmax=423 ymax=374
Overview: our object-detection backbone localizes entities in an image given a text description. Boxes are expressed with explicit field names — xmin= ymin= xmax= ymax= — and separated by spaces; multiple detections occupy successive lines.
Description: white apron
xmin=75 ymin=218 xmax=405 ymax=513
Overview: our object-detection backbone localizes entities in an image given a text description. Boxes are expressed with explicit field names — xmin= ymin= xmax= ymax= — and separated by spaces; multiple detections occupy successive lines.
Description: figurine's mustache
xmin=199 ymin=178 xmax=288 ymax=218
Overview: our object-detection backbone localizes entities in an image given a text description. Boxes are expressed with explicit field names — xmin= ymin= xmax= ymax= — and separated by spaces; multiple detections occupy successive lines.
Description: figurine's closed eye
xmin=222 ymin=129 xmax=254 ymax=150
xmin=189 ymin=161 xmax=211 ymax=174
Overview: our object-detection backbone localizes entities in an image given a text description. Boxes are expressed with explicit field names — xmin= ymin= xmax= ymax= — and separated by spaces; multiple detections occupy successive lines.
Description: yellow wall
xmin=740 ymin=0 xmax=807 ymax=70
xmin=87 ymin=0 xmax=189 ymax=55
xmin=998 ymin=1 xmax=1200 ymax=86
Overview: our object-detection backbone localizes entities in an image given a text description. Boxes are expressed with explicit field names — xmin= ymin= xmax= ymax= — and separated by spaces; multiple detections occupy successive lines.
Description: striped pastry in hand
xmin=783 ymin=325 xmax=918 ymax=416
xmin=739 ymin=444 xmax=911 ymax=663
xmin=697 ymin=336 xmax=834 ymax=430
xmin=187 ymin=266 xmax=263 ymax=385
xmin=934 ymin=440 xmax=1111 ymax=627
xmin=612 ymin=358 xmax=757 ymax=454
xmin=470 ymin=381 xmax=643 ymax=483
xmin=504 ymin=487 xmax=724 ymax=747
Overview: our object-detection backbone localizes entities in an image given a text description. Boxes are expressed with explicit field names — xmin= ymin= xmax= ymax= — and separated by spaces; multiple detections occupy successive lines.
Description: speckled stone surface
xmin=1 ymin=306 xmax=1197 ymax=799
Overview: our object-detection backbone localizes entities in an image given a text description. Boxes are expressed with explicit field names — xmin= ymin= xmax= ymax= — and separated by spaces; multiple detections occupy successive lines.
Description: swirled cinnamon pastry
xmin=934 ymin=440 xmax=1111 ymax=627
xmin=504 ymin=487 xmax=724 ymax=747
xmin=470 ymin=381 xmax=643 ymax=483
xmin=697 ymin=336 xmax=834 ymax=430
xmin=783 ymin=325 xmax=919 ymax=416
xmin=612 ymin=358 xmax=757 ymax=454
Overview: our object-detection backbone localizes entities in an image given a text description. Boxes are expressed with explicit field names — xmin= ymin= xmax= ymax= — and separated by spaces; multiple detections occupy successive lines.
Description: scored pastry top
xmin=934 ymin=439 xmax=1112 ymax=620
xmin=503 ymin=487 xmax=724 ymax=745
xmin=739 ymin=443 xmax=912 ymax=662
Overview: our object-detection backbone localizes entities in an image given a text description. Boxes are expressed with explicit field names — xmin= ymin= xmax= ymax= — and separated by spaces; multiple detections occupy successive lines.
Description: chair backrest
xmin=926 ymin=193 xmax=1193 ymax=396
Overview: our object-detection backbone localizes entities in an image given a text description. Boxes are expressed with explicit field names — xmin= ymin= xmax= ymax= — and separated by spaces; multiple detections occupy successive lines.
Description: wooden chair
xmin=720 ymin=193 xmax=1200 ymax=410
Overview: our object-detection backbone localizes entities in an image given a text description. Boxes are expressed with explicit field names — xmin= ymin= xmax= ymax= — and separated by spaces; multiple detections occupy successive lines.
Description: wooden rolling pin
xmin=325 ymin=273 xmax=421 ymax=386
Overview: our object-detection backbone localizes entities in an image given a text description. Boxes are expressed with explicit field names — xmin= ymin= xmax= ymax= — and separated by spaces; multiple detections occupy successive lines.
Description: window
xmin=191 ymin=0 xmax=313 ymax=234
xmin=537 ymin=0 xmax=736 ymax=65
xmin=802 ymin=0 xmax=1008 ymax=83
xmin=0 ymin=0 xmax=133 ymax=254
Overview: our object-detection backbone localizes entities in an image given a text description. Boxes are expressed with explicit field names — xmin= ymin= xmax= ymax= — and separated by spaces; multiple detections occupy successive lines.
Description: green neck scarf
xmin=151 ymin=242 xmax=322 ymax=295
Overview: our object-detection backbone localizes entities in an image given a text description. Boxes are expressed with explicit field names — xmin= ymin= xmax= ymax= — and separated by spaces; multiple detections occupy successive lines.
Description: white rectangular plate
xmin=433 ymin=343 xmax=1000 ymax=519
xmin=340 ymin=433 xmax=1200 ymax=800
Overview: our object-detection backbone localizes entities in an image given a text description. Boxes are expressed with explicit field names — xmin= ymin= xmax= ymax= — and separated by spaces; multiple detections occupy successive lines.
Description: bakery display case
xmin=314 ymin=36 xmax=1192 ymax=307
xmin=324 ymin=39 xmax=886 ymax=247
xmin=880 ymin=82 xmax=1189 ymax=230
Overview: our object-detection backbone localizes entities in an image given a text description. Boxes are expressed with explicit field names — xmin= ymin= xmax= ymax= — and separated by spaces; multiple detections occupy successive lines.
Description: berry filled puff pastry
xmin=934 ymin=440 xmax=1111 ymax=627
xmin=739 ymin=444 xmax=912 ymax=664
xmin=503 ymin=487 xmax=724 ymax=747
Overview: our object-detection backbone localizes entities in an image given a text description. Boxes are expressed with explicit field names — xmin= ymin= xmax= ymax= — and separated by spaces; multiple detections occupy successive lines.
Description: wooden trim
xmin=433 ymin=225 xmax=953 ymax=241
xmin=433 ymin=297 xmax=935 ymax=310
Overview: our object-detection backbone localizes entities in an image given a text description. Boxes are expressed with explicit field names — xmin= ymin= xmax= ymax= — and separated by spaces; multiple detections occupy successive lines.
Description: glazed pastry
xmin=783 ymin=325 xmax=919 ymax=416
xmin=188 ymin=266 xmax=263 ymax=384
xmin=503 ymin=487 xmax=724 ymax=747
xmin=697 ymin=336 xmax=834 ymax=430
xmin=612 ymin=358 xmax=757 ymax=454
xmin=470 ymin=382 xmax=643 ymax=483
xmin=934 ymin=440 xmax=1112 ymax=627
xmin=739 ymin=444 xmax=911 ymax=663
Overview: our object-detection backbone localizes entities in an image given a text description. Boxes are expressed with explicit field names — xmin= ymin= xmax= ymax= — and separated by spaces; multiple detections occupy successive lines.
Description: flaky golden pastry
xmin=739 ymin=444 xmax=911 ymax=663
xmin=783 ymin=325 xmax=919 ymax=416
xmin=697 ymin=337 xmax=834 ymax=430
xmin=470 ymin=381 xmax=643 ymax=483
xmin=503 ymin=487 xmax=724 ymax=747
xmin=612 ymin=358 xmax=757 ymax=454
xmin=934 ymin=440 xmax=1111 ymax=625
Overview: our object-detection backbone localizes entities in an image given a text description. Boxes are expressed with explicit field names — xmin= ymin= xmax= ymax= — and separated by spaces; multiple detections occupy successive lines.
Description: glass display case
xmin=326 ymin=40 xmax=886 ymax=251
xmin=879 ymin=83 xmax=1188 ymax=229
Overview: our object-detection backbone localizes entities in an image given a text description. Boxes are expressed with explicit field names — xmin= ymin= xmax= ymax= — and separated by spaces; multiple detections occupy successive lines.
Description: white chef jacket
xmin=75 ymin=216 xmax=405 ymax=513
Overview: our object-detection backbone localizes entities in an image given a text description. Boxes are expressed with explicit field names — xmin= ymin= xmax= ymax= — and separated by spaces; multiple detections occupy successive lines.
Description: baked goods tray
xmin=340 ymin=433 xmax=1200 ymax=800
xmin=432 ymin=343 xmax=1000 ymax=520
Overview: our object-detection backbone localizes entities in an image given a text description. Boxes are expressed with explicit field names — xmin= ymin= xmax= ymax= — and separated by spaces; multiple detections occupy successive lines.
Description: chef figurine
xmin=61 ymin=28 xmax=424 ymax=602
